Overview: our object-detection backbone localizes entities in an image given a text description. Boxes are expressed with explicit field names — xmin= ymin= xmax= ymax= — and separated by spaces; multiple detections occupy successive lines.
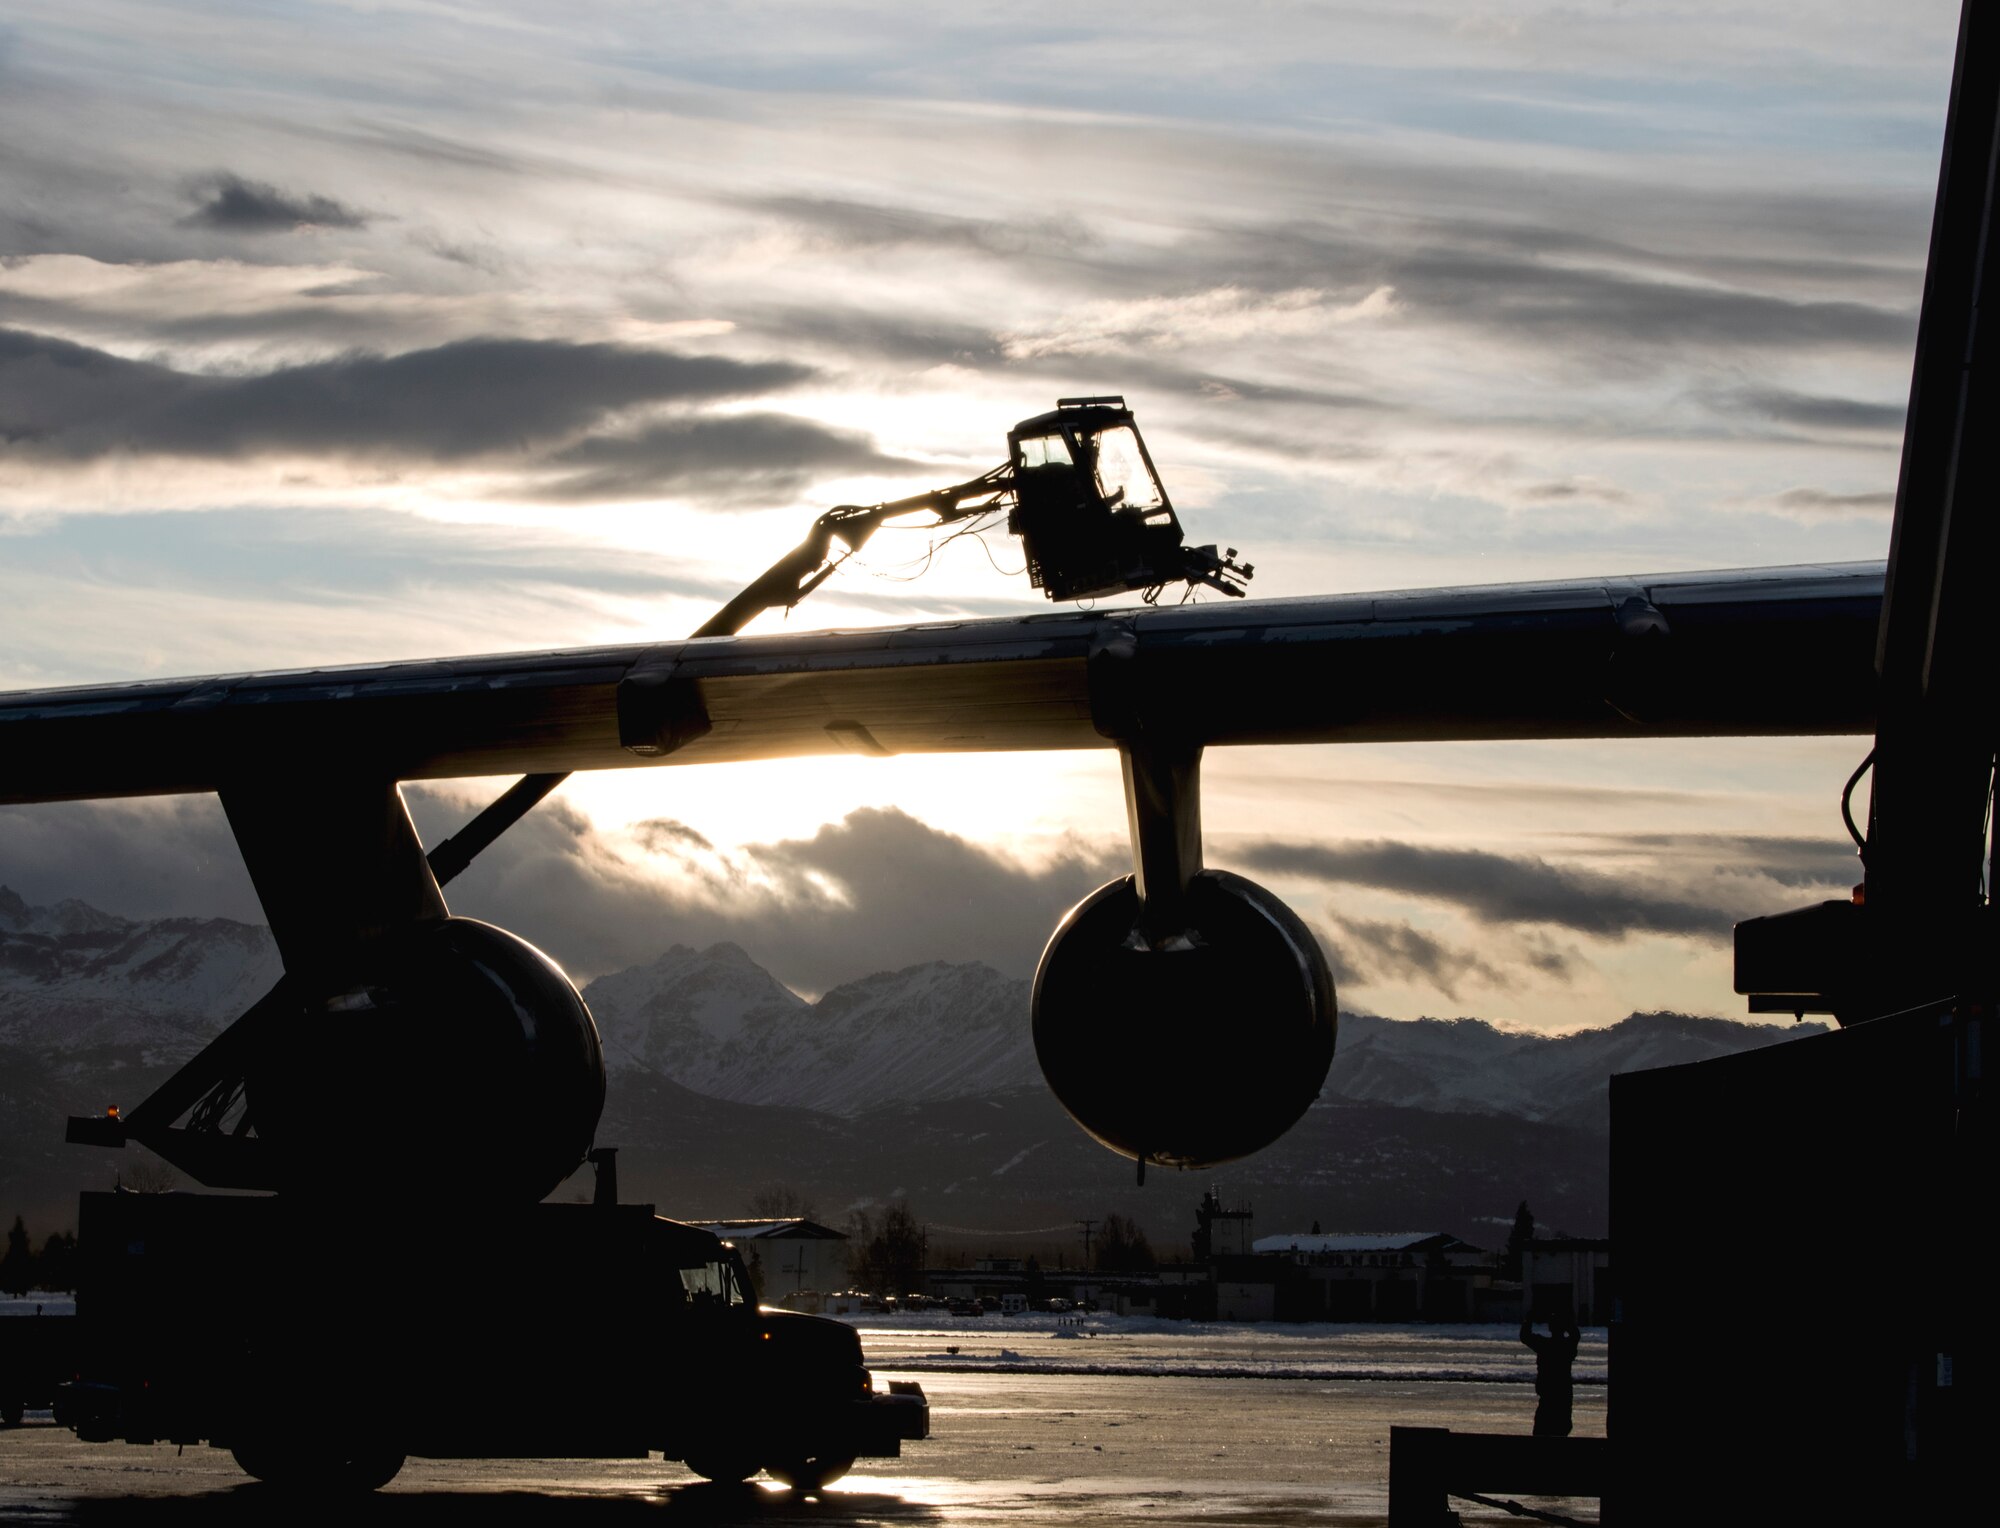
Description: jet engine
xmin=247 ymin=918 xmax=604 ymax=1203
xmin=1027 ymin=719 xmax=1339 ymax=1174
xmin=1033 ymin=870 xmax=1335 ymax=1171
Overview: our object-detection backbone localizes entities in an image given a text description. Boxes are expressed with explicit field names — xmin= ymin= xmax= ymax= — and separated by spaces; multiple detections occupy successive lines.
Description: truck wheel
xmin=766 ymin=1455 xmax=854 ymax=1491
xmin=232 ymin=1444 xmax=405 ymax=1491
xmin=337 ymin=1451 xmax=406 ymax=1491
xmin=230 ymin=1443 xmax=286 ymax=1482
xmin=684 ymin=1454 xmax=758 ymax=1484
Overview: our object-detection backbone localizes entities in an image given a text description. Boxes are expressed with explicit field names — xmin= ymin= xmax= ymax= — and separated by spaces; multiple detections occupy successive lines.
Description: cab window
xmin=679 ymin=1259 xmax=747 ymax=1306
xmin=1089 ymin=425 xmax=1165 ymax=516
xmin=1017 ymin=433 xmax=1073 ymax=469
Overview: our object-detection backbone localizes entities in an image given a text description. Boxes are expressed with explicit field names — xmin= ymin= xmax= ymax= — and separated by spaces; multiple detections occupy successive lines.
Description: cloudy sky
xmin=0 ymin=1 xmax=1960 ymax=1028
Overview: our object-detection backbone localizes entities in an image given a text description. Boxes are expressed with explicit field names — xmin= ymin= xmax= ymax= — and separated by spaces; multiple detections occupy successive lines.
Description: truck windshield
xmin=679 ymin=1259 xmax=747 ymax=1306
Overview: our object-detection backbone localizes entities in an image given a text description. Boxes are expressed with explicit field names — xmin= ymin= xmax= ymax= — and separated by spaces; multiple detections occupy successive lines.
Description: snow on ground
xmin=842 ymin=1314 xmax=1606 ymax=1386
xmin=4 ymin=1303 xmax=1599 ymax=1386
xmin=0 ymin=1295 xmax=75 ymax=1317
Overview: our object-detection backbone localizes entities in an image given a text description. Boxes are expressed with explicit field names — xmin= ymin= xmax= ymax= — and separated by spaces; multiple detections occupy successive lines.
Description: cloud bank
xmin=0 ymin=329 xmax=811 ymax=465
xmin=1237 ymin=838 xmax=1730 ymax=940
xmin=0 ymin=794 xmax=1121 ymax=995
xmin=0 ymin=0 xmax=1935 ymax=1025
xmin=0 ymin=790 xmax=1852 ymax=1017
xmin=181 ymin=173 xmax=370 ymax=233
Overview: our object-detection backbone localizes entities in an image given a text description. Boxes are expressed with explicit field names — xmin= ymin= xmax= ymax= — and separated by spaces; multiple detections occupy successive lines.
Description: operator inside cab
xmin=1007 ymin=396 xmax=1188 ymax=603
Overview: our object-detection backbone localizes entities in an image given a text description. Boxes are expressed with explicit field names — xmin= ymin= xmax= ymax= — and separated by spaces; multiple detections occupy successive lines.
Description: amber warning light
xmin=65 ymin=1105 xmax=129 ymax=1147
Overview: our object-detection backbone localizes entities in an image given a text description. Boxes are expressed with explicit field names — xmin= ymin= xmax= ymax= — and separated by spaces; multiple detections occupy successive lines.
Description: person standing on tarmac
xmin=1520 ymin=1308 xmax=1582 ymax=1436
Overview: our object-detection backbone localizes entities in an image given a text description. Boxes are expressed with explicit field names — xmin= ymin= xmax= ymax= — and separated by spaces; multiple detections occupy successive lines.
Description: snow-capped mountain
xmin=0 ymin=889 xmax=129 ymax=942
xmin=583 ymin=944 xmax=1818 ymax=1128
xmin=0 ymin=887 xmax=280 ymax=1061
xmin=584 ymin=941 xmax=809 ymax=1079
xmin=0 ymin=890 xmax=1819 ymax=1233
xmin=1325 ymin=1009 xmax=1821 ymax=1134
xmin=583 ymin=950 xmax=1037 ymax=1114
xmin=1 ymin=888 xmax=1818 ymax=1128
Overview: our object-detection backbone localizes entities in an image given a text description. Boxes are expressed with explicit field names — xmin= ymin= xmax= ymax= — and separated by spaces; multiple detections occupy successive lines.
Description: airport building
xmin=1230 ymin=1231 xmax=1503 ymax=1321
xmin=1521 ymin=1236 xmax=1612 ymax=1325
xmin=828 ymin=1193 xmax=1603 ymax=1323
xmin=693 ymin=1219 xmax=850 ymax=1302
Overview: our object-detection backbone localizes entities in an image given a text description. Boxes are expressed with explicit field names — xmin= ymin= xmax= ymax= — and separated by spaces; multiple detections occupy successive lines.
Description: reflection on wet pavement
xmin=1 ymin=1326 xmax=1607 ymax=1526
xmin=49 ymin=1482 xmax=941 ymax=1527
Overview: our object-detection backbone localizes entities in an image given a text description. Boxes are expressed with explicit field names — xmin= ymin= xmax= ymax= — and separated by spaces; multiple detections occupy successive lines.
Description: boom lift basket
xmin=1007 ymin=397 xmax=1218 ymax=603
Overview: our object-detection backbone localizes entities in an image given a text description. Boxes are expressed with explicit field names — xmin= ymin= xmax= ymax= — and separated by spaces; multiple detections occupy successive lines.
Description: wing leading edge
xmin=0 ymin=561 xmax=1883 ymax=806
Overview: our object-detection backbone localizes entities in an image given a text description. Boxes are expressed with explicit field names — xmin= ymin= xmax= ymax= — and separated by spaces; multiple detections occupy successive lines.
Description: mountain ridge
xmin=0 ymin=891 xmax=1818 ymax=1236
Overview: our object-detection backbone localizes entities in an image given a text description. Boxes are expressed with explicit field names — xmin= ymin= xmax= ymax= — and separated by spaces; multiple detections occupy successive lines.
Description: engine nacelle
xmin=1031 ymin=869 xmax=1336 ymax=1170
xmin=248 ymin=918 xmax=604 ymax=1203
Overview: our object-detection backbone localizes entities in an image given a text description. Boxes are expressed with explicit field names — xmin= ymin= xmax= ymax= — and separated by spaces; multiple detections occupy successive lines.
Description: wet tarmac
xmin=0 ymin=1326 xmax=1607 ymax=1525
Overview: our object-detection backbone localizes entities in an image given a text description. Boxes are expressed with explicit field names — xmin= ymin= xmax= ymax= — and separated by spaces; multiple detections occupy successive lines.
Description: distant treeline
xmin=2 ymin=1216 xmax=76 ymax=1295
xmin=841 ymin=1203 xmax=1156 ymax=1295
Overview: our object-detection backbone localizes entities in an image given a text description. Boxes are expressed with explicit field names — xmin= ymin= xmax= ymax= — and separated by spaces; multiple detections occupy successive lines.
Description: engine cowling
xmin=248 ymin=917 xmax=604 ymax=1203
xmin=1032 ymin=869 xmax=1336 ymax=1170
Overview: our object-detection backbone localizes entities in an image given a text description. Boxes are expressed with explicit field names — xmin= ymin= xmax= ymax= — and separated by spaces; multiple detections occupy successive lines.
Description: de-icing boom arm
xmin=690 ymin=464 xmax=1013 ymax=639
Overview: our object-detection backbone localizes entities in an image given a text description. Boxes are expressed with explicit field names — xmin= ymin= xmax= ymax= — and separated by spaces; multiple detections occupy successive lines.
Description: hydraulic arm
xmin=693 ymin=395 xmax=1252 ymax=638
xmin=692 ymin=466 xmax=1012 ymax=638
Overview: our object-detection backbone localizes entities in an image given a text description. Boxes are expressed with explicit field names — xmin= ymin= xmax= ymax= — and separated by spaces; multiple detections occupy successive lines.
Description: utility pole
xmin=1076 ymin=1218 xmax=1098 ymax=1270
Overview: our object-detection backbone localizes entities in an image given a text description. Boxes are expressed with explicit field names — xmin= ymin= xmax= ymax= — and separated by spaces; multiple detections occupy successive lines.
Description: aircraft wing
xmin=0 ymin=560 xmax=1883 ymax=806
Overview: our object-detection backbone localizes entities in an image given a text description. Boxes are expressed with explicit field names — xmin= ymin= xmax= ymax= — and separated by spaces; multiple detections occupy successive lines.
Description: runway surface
xmin=0 ymin=1322 xmax=1607 ymax=1526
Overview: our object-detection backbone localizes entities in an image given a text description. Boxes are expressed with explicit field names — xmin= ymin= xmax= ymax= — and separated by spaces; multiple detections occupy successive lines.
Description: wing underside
xmin=0 ymin=561 xmax=1884 ymax=805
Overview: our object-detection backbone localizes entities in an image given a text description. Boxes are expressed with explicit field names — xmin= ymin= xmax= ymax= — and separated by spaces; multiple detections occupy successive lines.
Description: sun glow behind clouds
xmin=540 ymin=732 xmax=1865 ymax=1029
xmin=576 ymin=751 xmax=1109 ymax=847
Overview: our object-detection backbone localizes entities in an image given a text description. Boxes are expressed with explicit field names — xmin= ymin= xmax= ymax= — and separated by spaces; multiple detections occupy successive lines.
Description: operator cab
xmin=1008 ymin=396 xmax=1218 ymax=603
xmin=677 ymin=1246 xmax=754 ymax=1307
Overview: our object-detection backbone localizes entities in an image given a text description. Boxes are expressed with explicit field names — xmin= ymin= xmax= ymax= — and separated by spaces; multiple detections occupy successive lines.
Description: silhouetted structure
xmin=1617 ymin=2 xmax=1992 ymax=1519
xmin=1192 ymin=1188 xmax=1254 ymax=1260
xmin=1503 ymin=1201 xmax=1534 ymax=1280
xmin=0 ymin=1218 xmax=32 ymax=1298
xmin=1245 ymin=1232 xmax=1500 ymax=1322
xmin=1521 ymin=1237 xmax=1611 ymax=1326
